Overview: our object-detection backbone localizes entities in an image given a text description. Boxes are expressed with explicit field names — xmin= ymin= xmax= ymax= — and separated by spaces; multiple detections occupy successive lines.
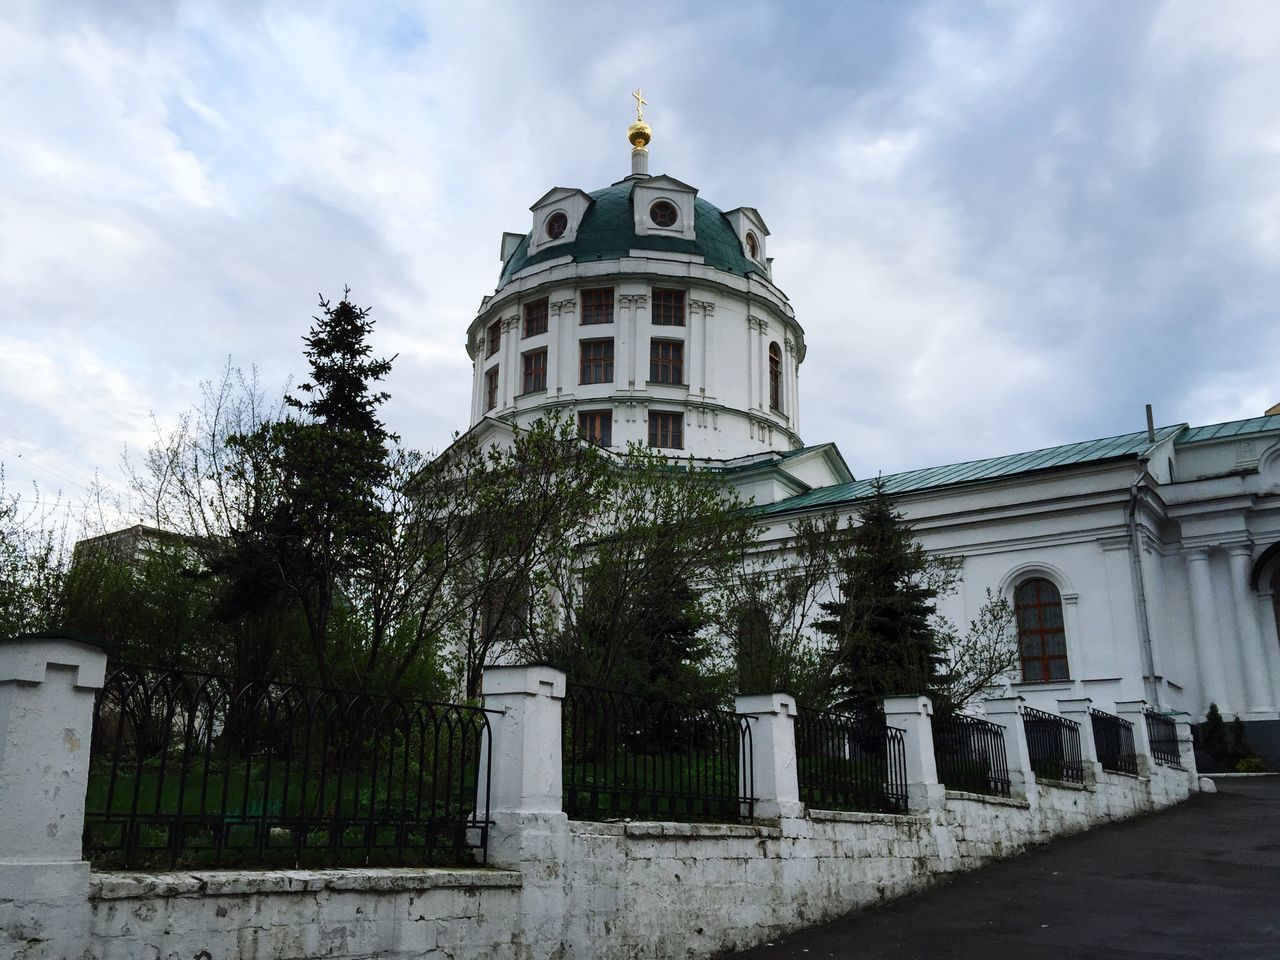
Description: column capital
xmin=0 ymin=633 xmax=109 ymax=689
xmin=1181 ymin=545 xmax=1211 ymax=561
xmin=552 ymin=298 xmax=577 ymax=313
xmin=981 ymin=695 xmax=1026 ymax=717
xmin=1225 ymin=542 xmax=1256 ymax=559
xmin=480 ymin=664 xmax=566 ymax=699
xmin=735 ymin=692 xmax=797 ymax=716
xmin=882 ymin=694 xmax=934 ymax=718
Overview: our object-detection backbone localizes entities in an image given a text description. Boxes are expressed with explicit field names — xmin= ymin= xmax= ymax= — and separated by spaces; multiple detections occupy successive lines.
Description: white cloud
xmin=1 ymin=0 xmax=1278 ymax=513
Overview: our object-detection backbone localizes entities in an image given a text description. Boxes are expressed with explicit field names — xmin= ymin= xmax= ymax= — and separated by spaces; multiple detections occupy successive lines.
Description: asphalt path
xmin=727 ymin=777 xmax=1280 ymax=960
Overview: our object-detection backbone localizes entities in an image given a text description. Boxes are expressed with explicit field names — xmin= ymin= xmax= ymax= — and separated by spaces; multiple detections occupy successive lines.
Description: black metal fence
xmin=84 ymin=664 xmax=493 ymax=870
xmin=1089 ymin=709 xmax=1138 ymax=775
xmin=1023 ymin=706 xmax=1084 ymax=784
xmin=562 ymin=683 xmax=754 ymax=823
xmin=931 ymin=712 xmax=1012 ymax=798
xmin=1144 ymin=709 xmax=1182 ymax=767
xmin=794 ymin=707 xmax=908 ymax=814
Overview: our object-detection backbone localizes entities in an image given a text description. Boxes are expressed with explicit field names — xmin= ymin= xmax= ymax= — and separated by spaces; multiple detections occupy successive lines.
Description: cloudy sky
xmin=2 ymin=0 xmax=1278 ymax=522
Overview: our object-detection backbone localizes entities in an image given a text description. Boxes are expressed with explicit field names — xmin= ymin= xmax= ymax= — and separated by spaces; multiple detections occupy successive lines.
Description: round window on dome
xmin=545 ymin=211 xmax=568 ymax=240
xmin=649 ymin=201 xmax=678 ymax=228
xmin=746 ymin=231 xmax=759 ymax=259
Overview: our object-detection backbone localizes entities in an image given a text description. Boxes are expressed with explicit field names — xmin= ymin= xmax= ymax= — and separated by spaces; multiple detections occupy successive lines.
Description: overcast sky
xmin=2 ymin=0 xmax=1278 ymax=523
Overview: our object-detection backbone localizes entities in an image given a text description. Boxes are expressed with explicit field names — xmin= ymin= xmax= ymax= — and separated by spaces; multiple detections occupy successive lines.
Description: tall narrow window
xmin=648 ymin=411 xmax=683 ymax=449
xmin=652 ymin=288 xmax=685 ymax=326
xmin=523 ymin=298 xmax=548 ymax=337
xmin=485 ymin=367 xmax=499 ymax=411
xmin=1014 ymin=578 xmax=1070 ymax=682
xmin=522 ymin=349 xmax=547 ymax=394
xmin=580 ymin=288 xmax=614 ymax=325
xmin=579 ymin=338 xmax=614 ymax=384
xmin=578 ymin=409 xmax=612 ymax=447
xmin=769 ymin=341 xmax=783 ymax=411
xmin=649 ymin=339 xmax=684 ymax=385
xmin=485 ymin=320 xmax=502 ymax=358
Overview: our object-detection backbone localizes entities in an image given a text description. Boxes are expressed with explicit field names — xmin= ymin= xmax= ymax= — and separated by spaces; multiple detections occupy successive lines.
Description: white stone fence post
xmin=882 ymin=695 xmax=942 ymax=813
xmin=982 ymin=696 xmax=1039 ymax=805
xmin=1115 ymin=699 xmax=1156 ymax=777
xmin=735 ymin=693 xmax=802 ymax=820
xmin=0 ymin=632 xmax=108 ymax=959
xmin=478 ymin=664 xmax=569 ymax=869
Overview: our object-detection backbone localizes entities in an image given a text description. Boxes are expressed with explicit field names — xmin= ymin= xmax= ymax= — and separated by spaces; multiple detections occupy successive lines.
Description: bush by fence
xmin=930 ymin=711 xmax=1012 ymax=798
xmin=84 ymin=664 xmax=493 ymax=870
xmin=794 ymin=706 xmax=908 ymax=814
xmin=561 ymin=682 xmax=754 ymax=823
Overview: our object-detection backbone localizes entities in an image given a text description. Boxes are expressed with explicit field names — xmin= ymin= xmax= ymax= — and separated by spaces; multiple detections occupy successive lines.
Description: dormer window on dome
xmin=526 ymin=186 xmax=592 ymax=256
xmin=633 ymin=175 xmax=697 ymax=241
xmin=725 ymin=207 xmax=770 ymax=268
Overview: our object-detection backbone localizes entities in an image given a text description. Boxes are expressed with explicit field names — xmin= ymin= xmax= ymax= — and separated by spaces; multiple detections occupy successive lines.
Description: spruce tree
xmin=814 ymin=477 xmax=946 ymax=712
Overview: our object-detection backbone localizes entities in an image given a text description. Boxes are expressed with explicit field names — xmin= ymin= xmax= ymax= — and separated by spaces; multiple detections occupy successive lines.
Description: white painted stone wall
xmin=2 ymin=648 xmax=1199 ymax=960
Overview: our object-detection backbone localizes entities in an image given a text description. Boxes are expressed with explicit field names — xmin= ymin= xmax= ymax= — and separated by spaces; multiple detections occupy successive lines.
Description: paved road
xmin=730 ymin=778 xmax=1280 ymax=960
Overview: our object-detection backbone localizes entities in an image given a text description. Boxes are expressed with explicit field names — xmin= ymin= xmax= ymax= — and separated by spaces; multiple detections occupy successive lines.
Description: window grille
xmin=652 ymin=288 xmax=685 ymax=326
xmin=648 ymin=411 xmax=683 ymax=449
xmin=522 ymin=350 xmax=547 ymax=394
xmin=578 ymin=409 xmax=612 ymax=447
xmin=523 ymin=298 xmax=548 ymax=337
xmin=579 ymin=339 xmax=614 ymax=385
xmin=485 ymin=367 xmax=499 ymax=411
xmin=1014 ymin=578 xmax=1070 ymax=681
xmin=649 ymin=339 xmax=684 ymax=385
xmin=580 ymin=288 xmax=614 ymax=325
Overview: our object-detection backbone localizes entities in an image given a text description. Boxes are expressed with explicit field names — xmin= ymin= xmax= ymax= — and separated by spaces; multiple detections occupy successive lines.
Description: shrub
xmin=1235 ymin=755 xmax=1267 ymax=774
xmin=1200 ymin=704 xmax=1228 ymax=762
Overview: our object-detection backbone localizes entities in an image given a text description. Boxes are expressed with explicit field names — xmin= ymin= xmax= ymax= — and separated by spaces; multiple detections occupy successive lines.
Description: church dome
xmin=498 ymin=180 xmax=767 ymax=287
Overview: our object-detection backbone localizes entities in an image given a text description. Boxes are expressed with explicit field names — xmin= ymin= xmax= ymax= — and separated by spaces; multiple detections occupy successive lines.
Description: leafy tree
xmin=443 ymin=416 xmax=606 ymax=699
xmin=712 ymin=511 xmax=851 ymax=704
xmin=0 ymin=469 xmax=71 ymax=637
xmin=523 ymin=441 xmax=755 ymax=703
xmin=814 ymin=477 xmax=947 ymax=711
xmin=235 ymin=289 xmax=398 ymax=687
xmin=932 ymin=587 xmax=1021 ymax=709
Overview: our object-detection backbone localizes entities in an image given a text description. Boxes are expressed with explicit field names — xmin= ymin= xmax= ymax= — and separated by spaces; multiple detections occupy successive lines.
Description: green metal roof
xmin=1176 ymin=413 xmax=1280 ymax=444
xmin=760 ymin=424 xmax=1186 ymax=517
xmin=498 ymin=180 xmax=765 ymax=286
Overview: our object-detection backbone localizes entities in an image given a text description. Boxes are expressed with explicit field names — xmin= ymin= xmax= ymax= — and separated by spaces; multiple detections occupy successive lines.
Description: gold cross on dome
xmin=632 ymin=88 xmax=647 ymax=121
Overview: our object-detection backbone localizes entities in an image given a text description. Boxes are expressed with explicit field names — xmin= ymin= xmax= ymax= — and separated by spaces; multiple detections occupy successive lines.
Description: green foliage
xmin=1200 ymin=703 xmax=1229 ymax=761
xmin=62 ymin=535 xmax=222 ymax=669
xmin=715 ymin=511 xmax=850 ymax=705
xmin=1235 ymin=755 xmax=1266 ymax=773
xmin=0 ymin=469 xmax=71 ymax=637
xmin=526 ymin=440 xmax=754 ymax=704
xmin=814 ymin=477 xmax=947 ymax=710
xmin=1229 ymin=715 xmax=1255 ymax=764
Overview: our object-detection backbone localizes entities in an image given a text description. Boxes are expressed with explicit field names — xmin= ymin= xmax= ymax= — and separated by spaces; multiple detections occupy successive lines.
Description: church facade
xmin=463 ymin=100 xmax=1280 ymax=764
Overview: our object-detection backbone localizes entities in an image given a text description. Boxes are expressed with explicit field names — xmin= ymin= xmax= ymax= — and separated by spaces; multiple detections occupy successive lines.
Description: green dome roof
xmin=499 ymin=180 xmax=764 ymax=287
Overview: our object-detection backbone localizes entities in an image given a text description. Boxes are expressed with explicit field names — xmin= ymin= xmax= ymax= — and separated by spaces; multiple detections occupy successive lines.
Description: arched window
xmin=769 ymin=342 xmax=782 ymax=411
xmin=1014 ymin=578 xmax=1069 ymax=682
xmin=746 ymin=231 xmax=758 ymax=259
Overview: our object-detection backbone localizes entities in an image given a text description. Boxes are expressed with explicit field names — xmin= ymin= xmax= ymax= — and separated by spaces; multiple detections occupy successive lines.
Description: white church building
xmin=462 ymin=99 xmax=1280 ymax=764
